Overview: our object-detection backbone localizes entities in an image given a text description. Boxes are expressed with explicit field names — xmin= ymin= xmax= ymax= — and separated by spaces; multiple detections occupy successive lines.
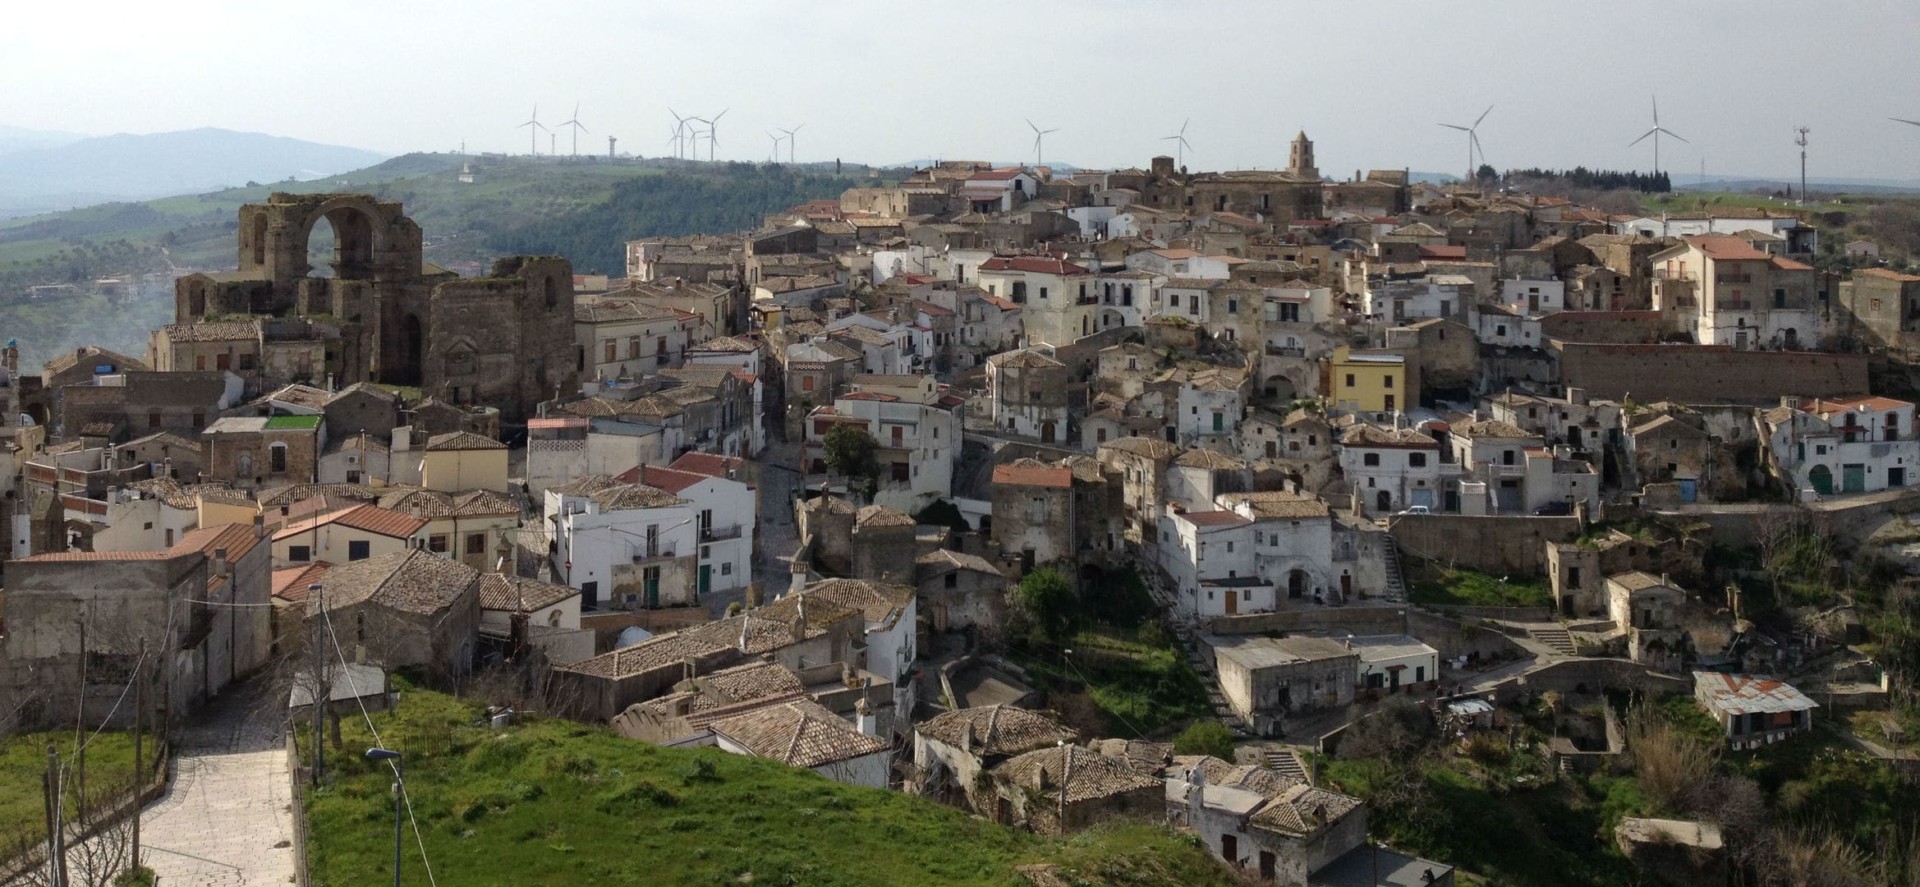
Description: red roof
xmin=991 ymin=464 xmax=1072 ymax=488
xmin=669 ymin=451 xmax=748 ymax=480
xmin=1861 ymin=267 xmax=1920 ymax=283
xmin=272 ymin=563 xmax=330 ymax=601
xmin=272 ymin=504 xmax=425 ymax=541
xmin=1770 ymin=256 xmax=1813 ymax=271
xmin=182 ymin=522 xmax=261 ymax=562
xmin=1418 ymin=245 xmax=1468 ymax=260
xmin=968 ymin=167 xmax=1028 ymax=182
xmin=979 ymin=256 xmax=1091 ymax=275
xmin=528 ymin=417 xmax=588 ymax=429
xmin=638 ymin=465 xmax=708 ymax=494
xmin=1687 ymin=234 xmax=1770 ymax=261
xmin=1181 ymin=510 xmax=1250 ymax=527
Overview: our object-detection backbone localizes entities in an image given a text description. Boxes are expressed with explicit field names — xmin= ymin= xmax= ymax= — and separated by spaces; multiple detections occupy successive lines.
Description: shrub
xmin=1172 ymin=721 xmax=1237 ymax=761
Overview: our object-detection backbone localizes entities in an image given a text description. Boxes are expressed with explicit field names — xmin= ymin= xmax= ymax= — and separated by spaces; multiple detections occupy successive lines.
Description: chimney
xmin=253 ymin=511 xmax=265 ymax=538
xmin=791 ymin=595 xmax=809 ymax=642
xmin=855 ymin=698 xmax=877 ymax=737
xmin=212 ymin=547 xmax=229 ymax=577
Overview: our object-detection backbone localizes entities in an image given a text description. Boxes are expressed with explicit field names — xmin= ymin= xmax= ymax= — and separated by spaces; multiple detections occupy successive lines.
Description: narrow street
xmin=50 ymin=682 xmax=297 ymax=887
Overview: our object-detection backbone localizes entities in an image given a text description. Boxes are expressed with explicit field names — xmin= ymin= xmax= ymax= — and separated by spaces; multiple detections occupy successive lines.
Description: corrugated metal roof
xmin=1694 ymin=672 xmax=1818 ymax=715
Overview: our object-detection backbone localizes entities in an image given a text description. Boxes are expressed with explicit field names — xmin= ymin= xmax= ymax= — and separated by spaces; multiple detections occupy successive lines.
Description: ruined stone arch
xmin=299 ymin=198 xmax=382 ymax=281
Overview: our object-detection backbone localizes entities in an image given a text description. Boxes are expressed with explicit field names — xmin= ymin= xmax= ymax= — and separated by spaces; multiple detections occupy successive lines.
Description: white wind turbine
xmin=1438 ymin=105 xmax=1492 ymax=182
xmin=1027 ymin=118 xmax=1059 ymax=168
xmin=1162 ymin=118 xmax=1193 ymax=168
xmin=1629 ymin=96 xmax=1687 ymax=176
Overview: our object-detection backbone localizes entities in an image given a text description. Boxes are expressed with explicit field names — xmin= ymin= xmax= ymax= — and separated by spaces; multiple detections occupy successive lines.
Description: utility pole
xmin=309 ymin=583 xmax=326 ymax=786
xmin=74 ymin=615 xmax=86 ymax=809
xmin=132 ymin=637 xmax=144 ymax=871
xmin=1795 ymin=126 xmax=1811 ymax=205
xmin=44 ymin=745 xmax=64 ymax=887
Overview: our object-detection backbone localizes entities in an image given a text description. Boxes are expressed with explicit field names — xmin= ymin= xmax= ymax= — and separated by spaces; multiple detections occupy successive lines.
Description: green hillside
xmin=0 ymin=155 xmax=862 ymax=369
xmin=304 ymin=689 xmax=1230 ymax=887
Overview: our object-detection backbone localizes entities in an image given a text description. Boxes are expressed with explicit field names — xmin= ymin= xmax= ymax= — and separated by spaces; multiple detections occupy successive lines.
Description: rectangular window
xmin=605 ymin=341 xmax=617 ymax=362
xmin=215 ymin=353 xmax=231 ymax=371
xmin=1363 ymin=453 xmax=1380 ymax=466
xmin=195 ymin=354 xmax=206 ymax=371
xmin=1409 ymin=452 xmax=1427 ymax=467
xmin=466 ymin=533 xmax=486 ymax=555
xmin=1383 ymin=375 xmax=1394 ymax=388
xmin=1345 ymin=374 xmax=1356 ymax=388
xmin=891 ymin=461 xmax=910 ymax=483
xmin=289 ymin=545 xmax=311 ymax=563
xmin=428 ymin=535 xmax=450 ymax=553
xmin=148 ymin=411 xmax=162 ymax=429
xmin=348 ymin=540 xmax=371 ymax=561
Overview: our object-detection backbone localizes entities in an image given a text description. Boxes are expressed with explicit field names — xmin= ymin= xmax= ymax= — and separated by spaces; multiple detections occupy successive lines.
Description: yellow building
xmin=1329 ymin=346 xmax=1408 ymax=414
xmin=420 ymin=431 xmax=510 ymax=493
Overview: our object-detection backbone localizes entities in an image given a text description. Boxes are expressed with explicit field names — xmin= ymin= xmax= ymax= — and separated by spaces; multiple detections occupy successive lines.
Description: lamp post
xmin=365 ymin=747 xmax=403 ymax=887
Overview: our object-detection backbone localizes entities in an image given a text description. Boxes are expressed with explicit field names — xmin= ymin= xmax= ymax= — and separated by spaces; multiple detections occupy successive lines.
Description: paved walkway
xmin=59 ymin=685 xmax=298 ymax=886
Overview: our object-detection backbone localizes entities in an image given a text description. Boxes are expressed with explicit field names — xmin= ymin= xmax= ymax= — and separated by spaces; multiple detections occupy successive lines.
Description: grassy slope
xmin=305 ymin=690 xmax=1230 ymax=887
xmin=1405 ymin=560 xmax=1551 ymax=609
xmin=1007 ymin=626 xmax=1212 ymax=738
xmin=0 ymin=729 xmax=147 ymax=857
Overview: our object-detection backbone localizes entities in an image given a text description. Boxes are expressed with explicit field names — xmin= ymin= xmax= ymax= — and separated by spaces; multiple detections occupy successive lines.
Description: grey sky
xmin=9 ymin=0 xmax=1920 ymax=180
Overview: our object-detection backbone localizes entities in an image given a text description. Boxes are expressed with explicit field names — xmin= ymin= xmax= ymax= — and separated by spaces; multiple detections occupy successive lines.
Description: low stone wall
xmin=1391 ymin=514 xmax=1583 ymax=575
xmin=1483 ymin=658 xmax=1690 ymax=706
xmin=1427 ymin=605 xmax=1553 ymax=622
xmin=1407 ymin=610 xmax=1526 ymax=662
xmin=1204 ymin=606 xmax=1408 ymax=637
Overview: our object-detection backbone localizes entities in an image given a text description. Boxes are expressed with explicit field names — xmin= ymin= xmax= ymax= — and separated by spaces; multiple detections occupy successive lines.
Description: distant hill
xmin=0 ymin=124 xmax=86 ymax=158
xmin=0 ymin=128 xmax=388 ymax=217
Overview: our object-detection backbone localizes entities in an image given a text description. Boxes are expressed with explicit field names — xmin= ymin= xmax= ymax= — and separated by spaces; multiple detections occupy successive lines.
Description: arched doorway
xmin=1808 ymin=464 xmax=1833 ymax=495
xmin=301 ymin=204 xmax=379 ymax=281
xmin=1264 ymin=374 xmax=1298 ymax=401
xmin=1287 ymin=569 xmax=1309 ymax=599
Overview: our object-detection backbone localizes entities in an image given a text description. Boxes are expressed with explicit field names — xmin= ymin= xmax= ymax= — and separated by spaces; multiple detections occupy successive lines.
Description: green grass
xmin=1322 ymin=755 xmax=1641 ymax=886
xmin=1007 ymin=626 xmax=1212 ymax=738
xmin=1406 ymin=562 xmax=1552 ymax=609
xmin=304 ymin=689 xmax=1232 ymax=886
xmin=0 ymin=729 xmax=153 ymax=860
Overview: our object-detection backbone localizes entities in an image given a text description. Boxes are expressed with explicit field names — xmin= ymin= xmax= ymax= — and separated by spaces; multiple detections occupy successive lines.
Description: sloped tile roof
xmin=710 ymin=699 xmax=887 ymax=768
xmin=993 ymin=745 xmax=1160 ymax=804
xmin=918 ymin=705 xmax=1075 ymax=756
xmin=478 ymin=573 xmax=579 ymax=612
xmin=308 ymin=549 xmax=480 ymax=617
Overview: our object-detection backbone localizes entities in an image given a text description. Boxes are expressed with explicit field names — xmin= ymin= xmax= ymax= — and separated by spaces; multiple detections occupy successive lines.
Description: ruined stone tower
xmin=172 ymin=193 xmax=575 ymax=420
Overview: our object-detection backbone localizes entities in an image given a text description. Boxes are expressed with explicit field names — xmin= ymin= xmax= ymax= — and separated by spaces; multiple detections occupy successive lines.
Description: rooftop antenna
xmin=1438 ymin=104 xmax=1492 ymax=183
xmin=1628 ymin=95 xmax=1686 ymax=177
xmin=1794 ymin=126 xmax=1810 ymax=204
xmin=1161 ymin=118 xmax=1193 ymax=168
xmin=560 ymin=103 xmax=589 ymax=157
xmin=518 ymin=104 xmax=550 ymax=156
xmin=779 ymin=123 xmax=805 ymax=164
xmin=1026 ymin=118 xmax=1059 ymax=169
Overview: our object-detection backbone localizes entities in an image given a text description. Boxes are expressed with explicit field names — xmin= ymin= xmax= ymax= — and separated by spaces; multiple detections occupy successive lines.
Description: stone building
xmin=306 ymin=548 xmax=481 ymax=677
xmin=912 ymin=705 xmax=1078 ymax=812
xmin=914 ymin=549 xmax=1007 ymax=633
xmin=172 ymin=193 xmax=575 ymax=420
xmin=986 ymin=348 xmax=1069 ymax=443
xmin=1167 ymin=756 xmax=1368 ymax=887
xmin=1204 ymin=634 xmax=1359 ymax=736
xmin=1838 ymin=267 xmax=1920 ymax=351
xmin=990 ymin=461 xmax=1077 ymax=572
xmin=2 ymin=522 xmax=271 ymax=729
xmin=986 ymin=744 xmax=1163 ymax=834
xmin=202 ymin=414 xmax=322 ymax=491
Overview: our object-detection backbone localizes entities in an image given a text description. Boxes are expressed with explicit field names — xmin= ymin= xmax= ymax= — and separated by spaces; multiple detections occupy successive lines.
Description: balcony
xmin=700 ymin=524 xmax=744 ymax=542
xmin=1265 ymin=344 xmax=1306 ymax=357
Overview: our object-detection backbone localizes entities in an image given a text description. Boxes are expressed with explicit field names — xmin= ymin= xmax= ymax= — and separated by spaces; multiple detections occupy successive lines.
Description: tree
xmin=1016 ymin=568 xmax=1079 ymax=643
xmin=1475 ymin=163 xmax=1497 ymax=182
xmin=1173 ymin=720 xmax=1237 ymax=760
xmin=822 ymin=424 xmax=880 ymax=500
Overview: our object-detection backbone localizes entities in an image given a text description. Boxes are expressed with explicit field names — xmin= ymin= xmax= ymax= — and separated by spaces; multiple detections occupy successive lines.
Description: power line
xmin=318 ymin=605 xmax=439 ymax=887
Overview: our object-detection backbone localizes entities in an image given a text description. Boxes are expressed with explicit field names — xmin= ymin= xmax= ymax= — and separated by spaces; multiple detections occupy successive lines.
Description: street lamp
xmin=365 ymin=747 xmax=403 ymax=887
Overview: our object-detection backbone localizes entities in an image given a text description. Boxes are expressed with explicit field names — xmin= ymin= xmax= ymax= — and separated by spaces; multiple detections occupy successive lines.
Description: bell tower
xmin=1287 ymin=131 xmax=1318 ymax=179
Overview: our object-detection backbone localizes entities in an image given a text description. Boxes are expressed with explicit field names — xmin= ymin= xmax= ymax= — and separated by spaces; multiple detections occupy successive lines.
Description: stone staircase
xmin=1380 ymin=534 xmax=1407 ymax=602
xmin=1263 ymin=748 xmax=1311 ymax=782
xmin=1528 ymin=625 xmax=1577 ymax=657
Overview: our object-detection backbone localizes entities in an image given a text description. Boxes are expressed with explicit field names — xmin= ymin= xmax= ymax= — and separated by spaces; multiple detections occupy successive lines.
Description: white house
xmin=1161 ymin=490 xmax=1336 ymax=621
xmin=1361 ymin=275 xmax=1469 ymax=323
xmin=803 ymin=375 xmax=962 ymax=514
xmin=1337 ymin=423 xmax=1445 ymax=515
xmin=547 ymin=476 xmax=701 ymax=611
xmin=1499 ymin=278 xmax=1566 ymax=317
xmin=626 ymin=463 xmax=756 ymax=596
xmin=1348 ymin=634 xmax=1440 ymax=695
xmin=1763 ymin=395 xmax=1920 ymax=497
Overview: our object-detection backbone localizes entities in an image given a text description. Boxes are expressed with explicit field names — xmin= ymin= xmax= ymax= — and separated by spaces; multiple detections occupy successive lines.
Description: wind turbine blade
xmin=713 ymin=109 xmax=729 ymax=123
xmin=1471 ymin=132 xmax=1484 ymax=169
xmin=1179 ymin=136 xmax=1191 ymax=149
xmin=1651 ymin=95 xmax=1659 ymax=125
xmin=1439 ymin=123 xmax=1470 ymax=132
xmin=1027 ymin=118 xmax=1040 ymax=135
xmin=1180 ymin=118 xmax=1190 ymax=136
xmin=1660 ymin=128 xmax=1688 ymax=143
xmin=792 ymin=123 xmax=805 ymax=135
xmin=1044 ymin=128 xmax=1059 ymax=135
xmin=1891 ymin=117 xmax=1920 ymax=128
xmin=1474 ymin=105 xmax=1493 ymax=128
xmin=1628 ymin=129 xmax=1657 ymax=147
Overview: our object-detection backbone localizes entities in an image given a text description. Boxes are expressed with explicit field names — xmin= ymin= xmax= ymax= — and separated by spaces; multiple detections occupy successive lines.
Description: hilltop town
xmin=2 ymin=138 xmax=1919 ymax=886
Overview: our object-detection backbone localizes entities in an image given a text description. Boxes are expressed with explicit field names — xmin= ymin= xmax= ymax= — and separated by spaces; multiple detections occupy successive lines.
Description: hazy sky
xmin=9 ymin=0 xmax=1920 ymax=180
